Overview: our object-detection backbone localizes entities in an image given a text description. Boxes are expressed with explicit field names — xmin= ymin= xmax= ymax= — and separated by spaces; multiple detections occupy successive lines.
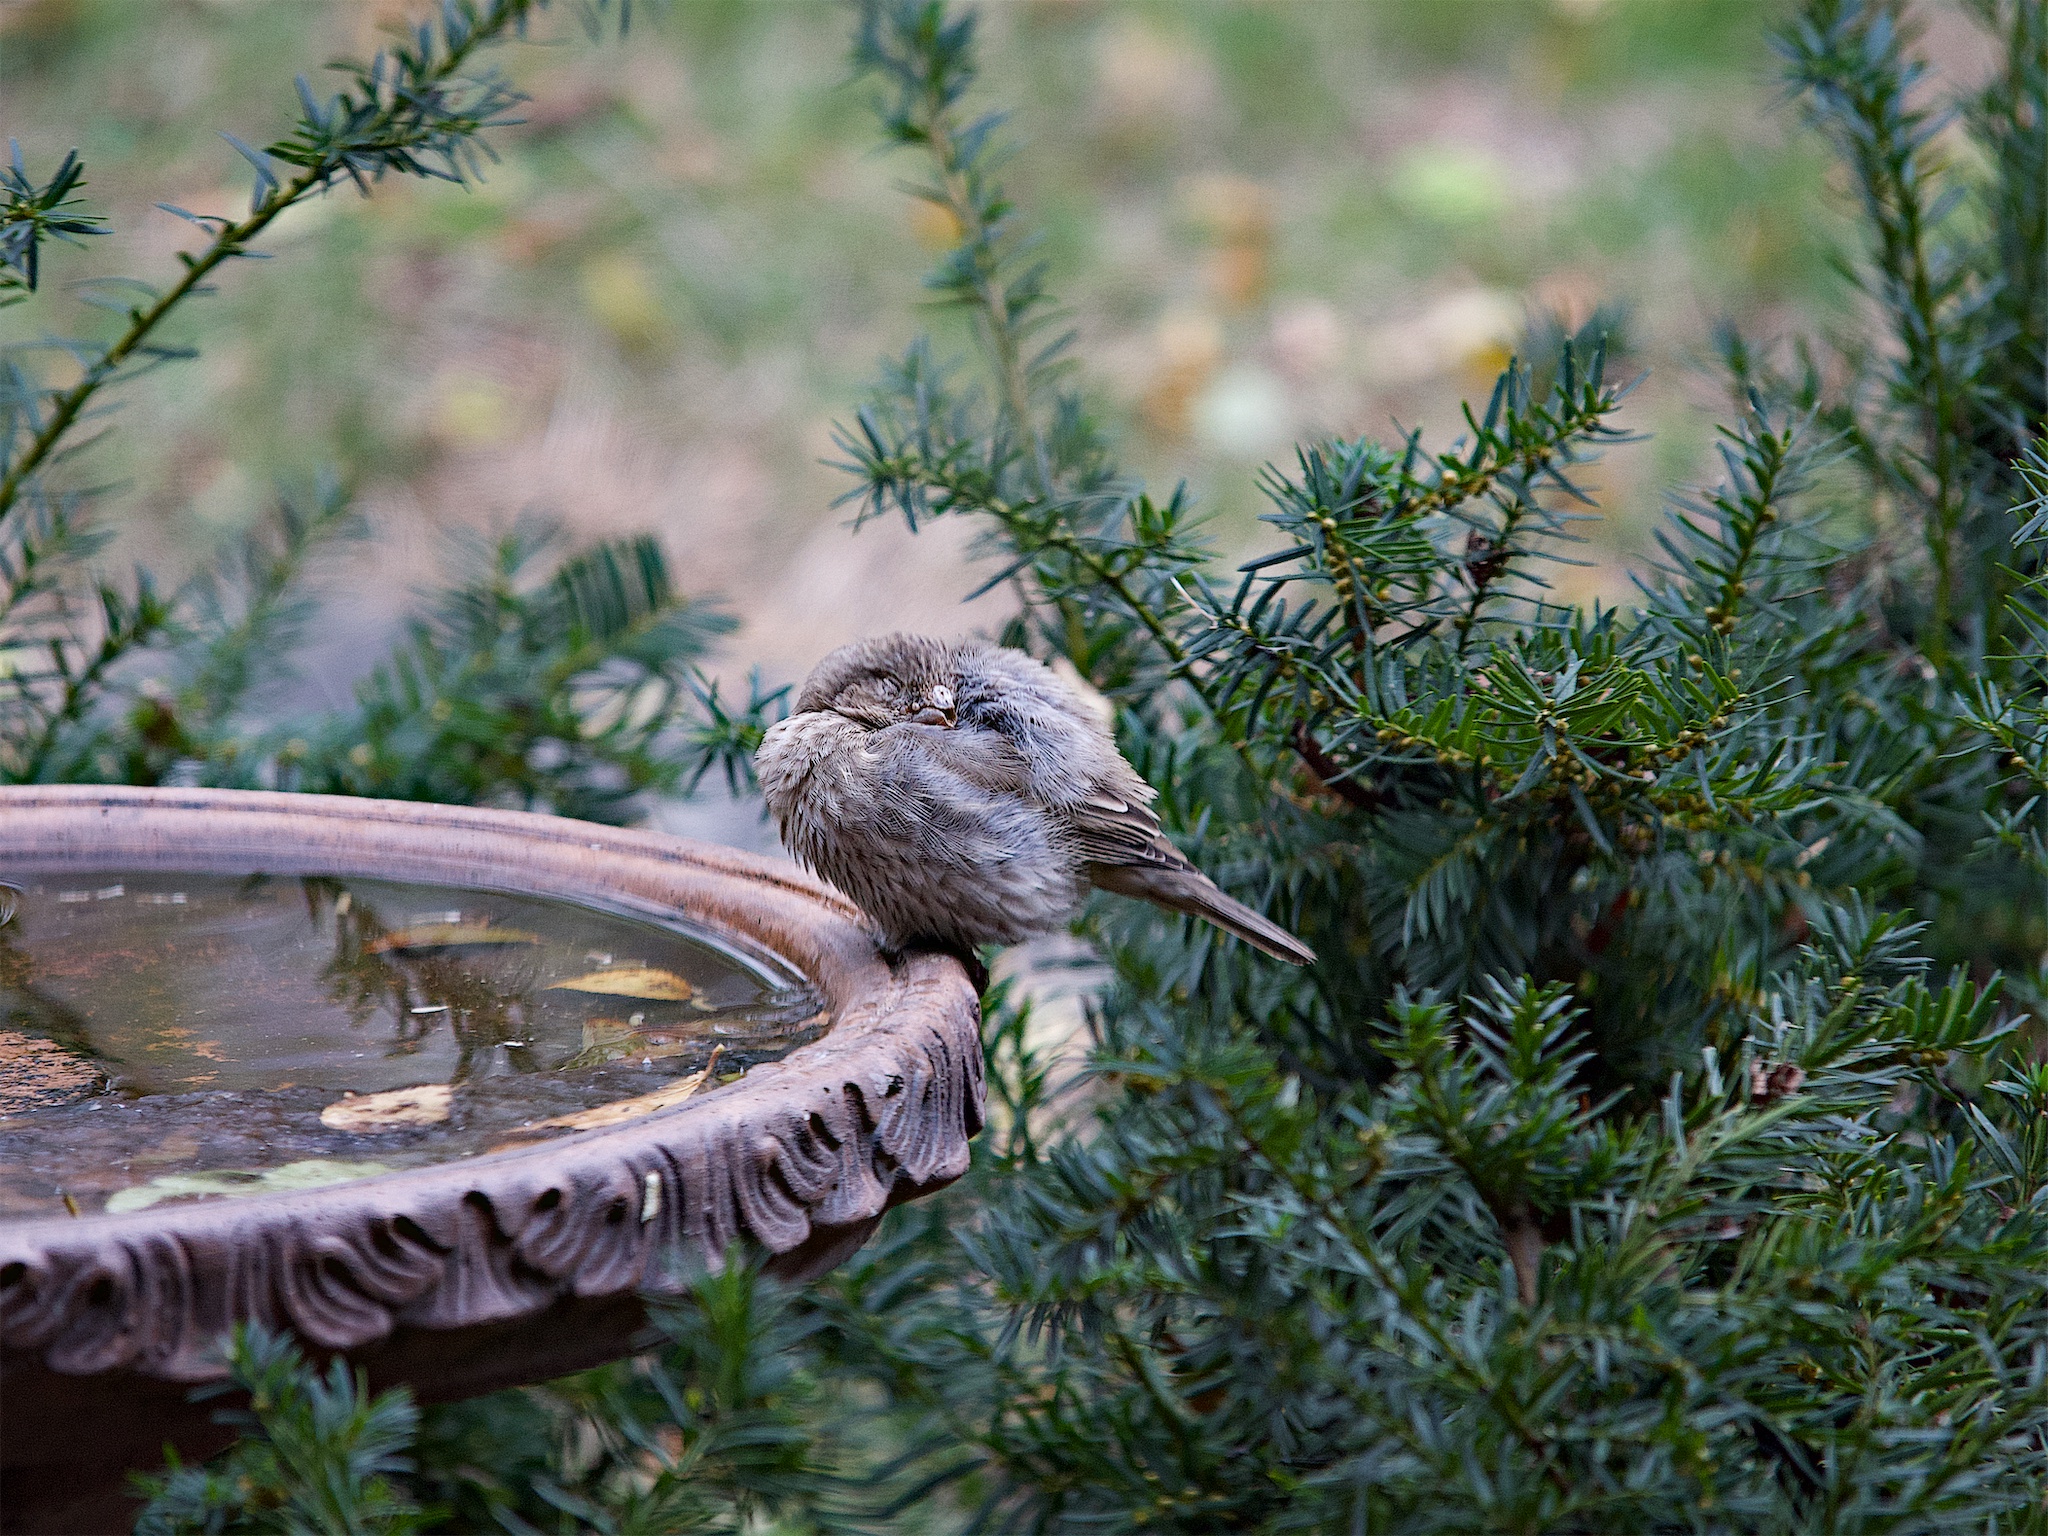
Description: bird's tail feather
xmin=1092 ymin=866 xmax=1317 ymax=966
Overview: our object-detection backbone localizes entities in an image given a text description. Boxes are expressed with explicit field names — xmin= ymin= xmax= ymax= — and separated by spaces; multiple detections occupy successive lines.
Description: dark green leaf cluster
xmin=776 ymin=0 xmax=2048 ymax=1529
xmin=138 ymin=1272 xmax=871 ymax=1536
xmin=134 ymin=1324 xmax=431 ymax=1536
xmin=424 ymin=1263 xmax=868 ymax=1535
xmin=0 ymin=490 xmax=755 ymax=824
xmin=271 ymin=524 xmax=734 ymax=822
xmin=812 ymin=918 xmax=2048 ymax=1531
xmin=0 ymin=140 xmax=105 ymax=308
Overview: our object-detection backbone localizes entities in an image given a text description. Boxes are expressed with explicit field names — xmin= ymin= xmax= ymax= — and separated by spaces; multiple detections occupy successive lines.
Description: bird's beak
xmin=911 ymin=704 xmax=957 ymax=728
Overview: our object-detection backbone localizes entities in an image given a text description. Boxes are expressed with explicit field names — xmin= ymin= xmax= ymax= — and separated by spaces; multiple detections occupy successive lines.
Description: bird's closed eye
xmin=911 ymin=684 xmax=957 ymax=728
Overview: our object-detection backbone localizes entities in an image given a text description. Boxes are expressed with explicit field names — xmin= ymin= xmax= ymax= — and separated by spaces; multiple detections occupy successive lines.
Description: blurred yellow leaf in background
xmin=579 ymin=251 xmax=671 ymax=353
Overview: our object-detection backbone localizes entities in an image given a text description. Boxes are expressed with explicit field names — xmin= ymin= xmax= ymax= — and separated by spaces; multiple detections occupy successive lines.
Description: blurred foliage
xmin=269 ymin=524 xmax=738 ymax=823
xmin=0 ymin=0 xmax=1836 ymax=642
xmin=0 ymin=0 xmax=774 ymax=820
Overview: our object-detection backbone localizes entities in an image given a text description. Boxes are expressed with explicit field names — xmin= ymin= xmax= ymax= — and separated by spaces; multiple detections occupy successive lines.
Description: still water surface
xmin=0 ymin=873 xmax=824 ymax=1220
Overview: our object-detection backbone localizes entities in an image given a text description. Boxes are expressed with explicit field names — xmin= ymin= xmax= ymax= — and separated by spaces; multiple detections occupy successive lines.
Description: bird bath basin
xmin=0 ymin=872 xmax=827 ymax=1217
xmin=0 ymin=787 xmax=980 ymax=1533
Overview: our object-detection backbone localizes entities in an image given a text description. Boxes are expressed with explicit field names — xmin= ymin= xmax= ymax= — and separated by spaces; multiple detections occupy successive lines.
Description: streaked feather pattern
xmin=756 ymin=634 xmax=1314 ymax=965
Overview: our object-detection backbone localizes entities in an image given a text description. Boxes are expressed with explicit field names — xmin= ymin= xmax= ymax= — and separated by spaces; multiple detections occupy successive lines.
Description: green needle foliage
xmin=1772 ymin=0 xmax=2046 ymax=663
xmin=0 ymin=142 xmax=106 ymax=309
xmin=114 ymin=0 xmax=2048 ymax=1530
xmin=811 ymin=0 xmax=2048 ymax=1528
xmin=135 ymin=1326 xmax=432 ymax=1536
xmin=137 ymin=1272 xmax=868 ymax=1536
xmin=2 ymin=0 xmax=569 ymax=515
xmin=268 ymin=523 xmax=736 ymax=824
xmin=0 ymin=0 xmax=766 ymax=821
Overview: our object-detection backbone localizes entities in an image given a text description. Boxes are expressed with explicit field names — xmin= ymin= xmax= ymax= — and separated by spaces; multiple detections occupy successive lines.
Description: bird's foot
xmin=958 ymin=949 xmax=991 ymax=996
xmin=928 ymin=942 xmax=990 ymax=995
xmin=877 ymin=940 xmax=988 ymax=995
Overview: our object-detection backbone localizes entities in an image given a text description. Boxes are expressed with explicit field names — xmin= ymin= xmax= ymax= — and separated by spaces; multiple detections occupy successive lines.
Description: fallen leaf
xmin=493 ymin=1048 xmax=724 ymax=1145
xmin=564 ymin=1017 xmax=635 ymax=1070
xmin=320 ymin=1083 xmax=453 ymax=1131
xmin=547 ymin=966 xmax=693 ymax=1001
xmin=106 ymin=1159 xmax=391 ymax=1214
xmin=367 ymin=924 xmax=540 ymax=954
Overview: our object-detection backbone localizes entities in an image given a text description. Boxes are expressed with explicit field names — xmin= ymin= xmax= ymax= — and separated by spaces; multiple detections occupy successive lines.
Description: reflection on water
xmin=0 ymin=873 xmax=824 ymax=1220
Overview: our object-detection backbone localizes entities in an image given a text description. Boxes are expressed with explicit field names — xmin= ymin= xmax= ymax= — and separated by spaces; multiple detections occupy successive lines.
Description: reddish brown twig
xmin=1293 ymin=723 xmax=1382 ymax=811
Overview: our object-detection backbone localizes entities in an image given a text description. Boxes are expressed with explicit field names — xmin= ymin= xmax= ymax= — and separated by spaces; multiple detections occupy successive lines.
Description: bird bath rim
xmin=0 ymin=785 xmax=983 ymax=1389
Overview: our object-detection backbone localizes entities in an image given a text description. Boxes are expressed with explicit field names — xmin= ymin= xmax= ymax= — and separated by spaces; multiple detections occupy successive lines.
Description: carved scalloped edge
xmin=0 ymin=788 xmax=982 ymax=1384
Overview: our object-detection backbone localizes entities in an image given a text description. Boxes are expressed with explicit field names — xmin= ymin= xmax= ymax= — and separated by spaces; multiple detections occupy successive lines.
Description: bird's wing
xmin=1067 ymin=783 xmax=1319 ymax=966
xmin=945 ymin=647 xmax=1317 ymax=965
xmin=953 ymin=644 xmax=1157 ymax=811
xmin=1064 ymin=787 xmax=1192 ymax=875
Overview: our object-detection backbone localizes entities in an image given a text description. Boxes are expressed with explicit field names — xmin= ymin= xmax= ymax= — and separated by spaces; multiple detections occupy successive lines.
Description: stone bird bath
xmin=0 ymin=787 xmax=979 ymax=1532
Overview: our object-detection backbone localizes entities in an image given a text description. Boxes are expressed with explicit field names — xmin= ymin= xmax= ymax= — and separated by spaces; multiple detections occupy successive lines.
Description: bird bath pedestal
xmin=0 ymin=787 xmax=980 ymax=1534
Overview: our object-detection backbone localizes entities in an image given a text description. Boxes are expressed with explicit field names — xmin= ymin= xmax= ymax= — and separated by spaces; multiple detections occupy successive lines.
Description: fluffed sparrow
xmin=754 ymin=633 xmax=1315 ymax=967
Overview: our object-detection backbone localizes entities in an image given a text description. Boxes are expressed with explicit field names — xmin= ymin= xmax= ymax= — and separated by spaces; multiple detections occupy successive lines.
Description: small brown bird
xmin=755 ymin=633 xmax=1315 ymax=967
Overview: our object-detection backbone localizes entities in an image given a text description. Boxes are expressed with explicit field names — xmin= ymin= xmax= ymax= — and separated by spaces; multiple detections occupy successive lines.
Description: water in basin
xmin=0 ymin=873 xmax=824 ymax=1221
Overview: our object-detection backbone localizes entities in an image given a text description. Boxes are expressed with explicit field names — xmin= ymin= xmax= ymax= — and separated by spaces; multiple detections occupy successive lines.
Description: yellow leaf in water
xmin=106 ymin=1159 xmax=392 ymax=1214
xmin=320 ymin=1083 xmax=453 ymax=1132
xmin=493 ymin=1048 xmax=725 ymax=1146
xmin=547 ymin=966 xmax=693 ymax=1001
xmin=367 ymin=925 xmax=540 ymax=954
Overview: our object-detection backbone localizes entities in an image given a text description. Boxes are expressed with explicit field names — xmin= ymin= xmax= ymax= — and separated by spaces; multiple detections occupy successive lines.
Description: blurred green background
xmin=8 ymin=0 xmax=1987 ymax=751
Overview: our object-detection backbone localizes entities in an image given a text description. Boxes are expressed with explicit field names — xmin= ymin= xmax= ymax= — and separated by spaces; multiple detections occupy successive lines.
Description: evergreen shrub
xmin=8 ymin=0 xmax=2048 ymax=1529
